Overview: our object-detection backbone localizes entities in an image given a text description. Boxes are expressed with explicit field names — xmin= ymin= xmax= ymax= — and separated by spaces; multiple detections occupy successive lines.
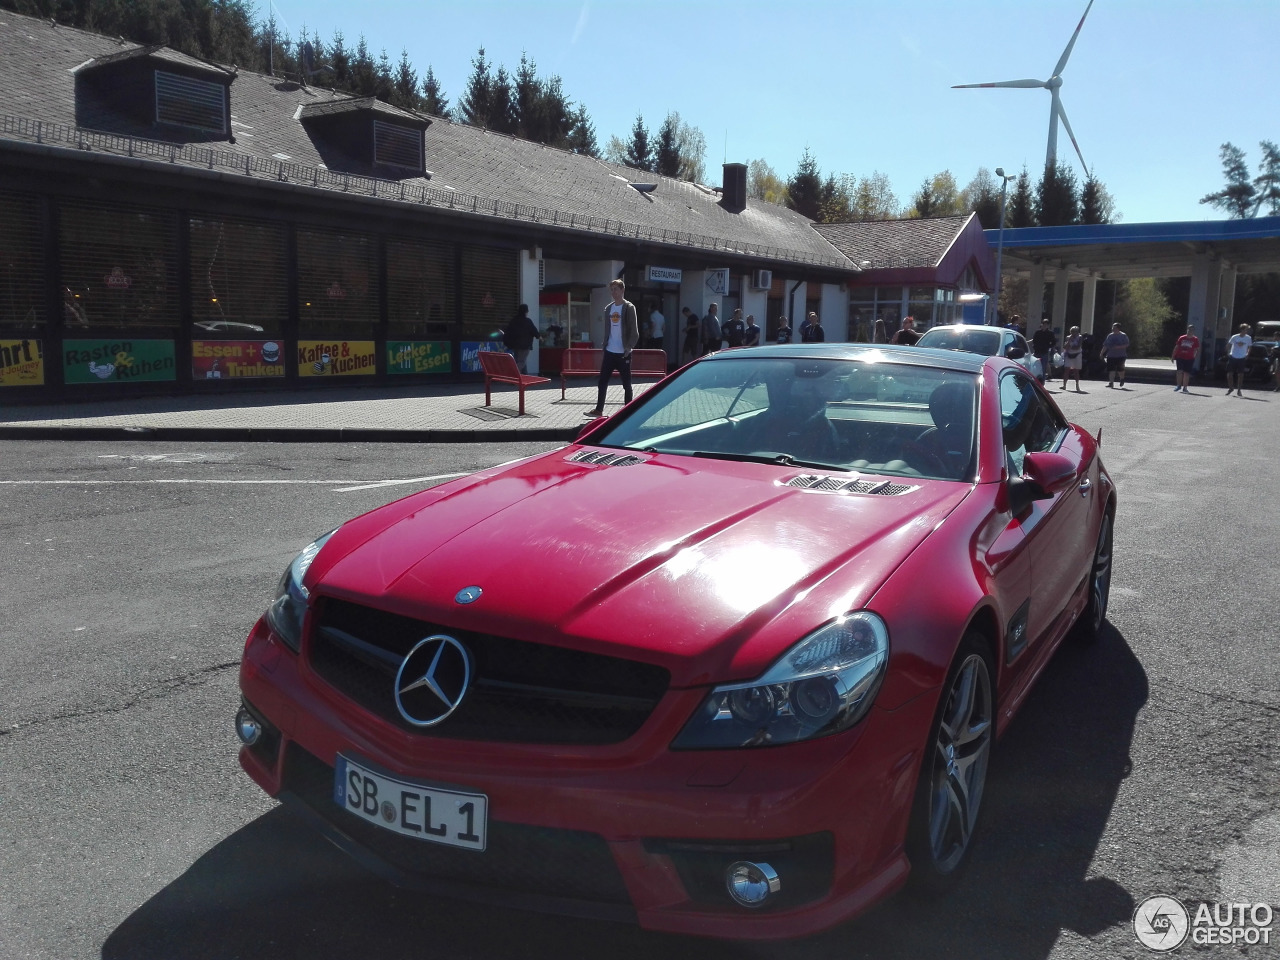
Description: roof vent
xmin=155 ymin=70 xmax=226 ymax=132
xmin=374 ymin=120 xmax=423 ymax=170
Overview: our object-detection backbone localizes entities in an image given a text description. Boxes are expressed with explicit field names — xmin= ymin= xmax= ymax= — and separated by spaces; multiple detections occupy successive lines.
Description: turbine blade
xmin=952 ymin=79 xmax=1046 ymax=89
xmin=1056 ymin=101 xmax=1087 ymax=170
xmin=1053 ymin=0 xmax=1095 ymax=76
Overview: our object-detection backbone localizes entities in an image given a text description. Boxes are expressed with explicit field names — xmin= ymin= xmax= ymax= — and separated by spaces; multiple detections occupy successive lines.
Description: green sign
xmin=387 ymin=341 xmax=452 ymax=375
xmin=63 ymin=339 xmax=177 ymax=384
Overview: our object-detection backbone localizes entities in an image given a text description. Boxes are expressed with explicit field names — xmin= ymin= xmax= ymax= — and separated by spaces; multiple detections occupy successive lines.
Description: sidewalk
xmin=0 ymin=379 xmax=648 ymax=443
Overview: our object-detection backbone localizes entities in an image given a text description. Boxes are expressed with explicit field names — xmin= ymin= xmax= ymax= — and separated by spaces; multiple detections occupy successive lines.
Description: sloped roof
xmin=814 ymin=216 xmax=972 ymax=269
xmin=0 ymin=12 xmax=853 ymax=270
xmin=299 ymin=97 xmax=430 ymax=128
xmin=77 ymin=44 xmax=235 ymax=79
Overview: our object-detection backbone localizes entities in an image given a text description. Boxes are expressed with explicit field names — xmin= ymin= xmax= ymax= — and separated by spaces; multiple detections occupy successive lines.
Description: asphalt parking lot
xmin=0 ymin=378 xmax=1277 ymax=960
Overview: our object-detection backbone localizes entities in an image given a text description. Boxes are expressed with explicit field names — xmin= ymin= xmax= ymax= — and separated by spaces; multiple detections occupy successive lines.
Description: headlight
xmin=264 ymin=531 xmax=334 ymax=652
xmin=672 ymin=612 xmax=889 ymax=749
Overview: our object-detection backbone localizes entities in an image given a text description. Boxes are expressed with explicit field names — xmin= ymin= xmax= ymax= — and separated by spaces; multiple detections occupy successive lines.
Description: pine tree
xmin=488 ymin=64 xmax=516 ymax=133
xmin=392 ymin=50 xmax=418 ymax=110
xmin=786 ymin=148 xmax=823 ymax=221
xmin=654 ymin=114 xmax=680 ymax=178
xmin=351 ymin=36 xmax=376 ymax=97
xmin=567 ymin=106 xmax=599 ymax=157
xmin=818 ymin=174 xmax=853 ymax=223
xmin=374 ymin=48 xmax=395 ymax=104
xmin=961 ymin=168 xmax=1001 ymax=228
xmin=329 ymin=30 xmax=350 ymax=90
xmin=459 ymin=47 xmax=493 ymax=127
xmin=1255 ymin=140 xmax=1280 ymax=217
xmin=1008 ymin=168 xmax=1035 ymax=228
xmin=421 ymin=66 xmax=450 ymax=118
xmin=624 ymin=113 xmax=653 ymax=172
xmin=1035 ymin=163 xmax=1080 ymax=226
xmin=1079 ymin=171 xmax=1115 ymax=224
xmin=910 ymin=178 xmax=936 ymax=218
xmin=1200 ymin=143 xmax=1256 ymax=219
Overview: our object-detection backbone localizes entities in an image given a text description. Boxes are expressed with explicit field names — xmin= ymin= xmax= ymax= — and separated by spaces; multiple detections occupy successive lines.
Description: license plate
xmin=333 ymin=755 xmax=487 ymax=851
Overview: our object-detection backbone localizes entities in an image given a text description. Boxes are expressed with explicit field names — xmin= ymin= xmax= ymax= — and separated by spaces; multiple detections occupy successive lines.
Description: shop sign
xmin=104 ymin=267 xmax=132 ymax=289
xmin=63 ymin=339 xmax=176 ymax=383
xmin=647 ymin=266 xmax=682 ymax=284
xmin=705 ymin=269 xmax=729 ymax=296
xmin=387 ymin=341 xmax=451 ymax=375
xmin=482 ymin=292 xmax=496 ymax=308
xmin=298 ymin=340 xmax=376 ymax=377
xmin=326 ymin=282 xmax=346 ymax=299
xmin=0 ymin=339 xmax=44 ymax=386
xmin=460 ymin=340 xmax=505 ymax=373
xmin=192 ymin=340 xmax=285 ymax=379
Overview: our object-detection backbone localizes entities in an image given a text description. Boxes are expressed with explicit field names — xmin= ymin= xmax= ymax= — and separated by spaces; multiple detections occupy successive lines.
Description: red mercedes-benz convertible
xmin=237 ymin=343 xmax=1115 ymax=938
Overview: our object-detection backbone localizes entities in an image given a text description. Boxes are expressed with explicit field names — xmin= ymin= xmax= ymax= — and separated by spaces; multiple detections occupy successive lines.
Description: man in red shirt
xmin=1170 ymin=324 xmax=1200 ymax=394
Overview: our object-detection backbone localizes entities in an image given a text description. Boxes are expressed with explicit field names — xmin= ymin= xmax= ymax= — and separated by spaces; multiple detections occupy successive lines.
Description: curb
xmin=0 ymin=425 xmax=582 ymax=443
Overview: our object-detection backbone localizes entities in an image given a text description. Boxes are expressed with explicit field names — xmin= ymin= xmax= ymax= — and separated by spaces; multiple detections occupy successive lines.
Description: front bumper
xmin=239 ymin=616 xmax=932 ymax=939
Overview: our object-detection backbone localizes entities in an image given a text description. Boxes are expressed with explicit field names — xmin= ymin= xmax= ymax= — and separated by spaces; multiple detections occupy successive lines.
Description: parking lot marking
xmin=331 ymin=474 xmax=466 ymax=492
xmin=0 ymin=474 xmax=467 ymax=489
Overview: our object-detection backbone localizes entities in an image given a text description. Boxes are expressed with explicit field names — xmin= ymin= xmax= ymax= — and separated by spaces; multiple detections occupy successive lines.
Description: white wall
xmin=819 ymin=283 xmax=850 ymax=340
xmin=519 ymin=247 xmax=542 ymax=372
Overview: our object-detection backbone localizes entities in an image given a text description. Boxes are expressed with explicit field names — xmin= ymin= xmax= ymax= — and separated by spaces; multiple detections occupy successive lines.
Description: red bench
xmin=559 ymin=348 xmax=668 ymax=400
xmin=477 ymin=350 xmax=550 ymax=415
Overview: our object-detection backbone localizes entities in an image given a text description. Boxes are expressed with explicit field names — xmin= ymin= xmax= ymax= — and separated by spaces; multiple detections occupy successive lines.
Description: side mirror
xmin=1007 ymin=475 xmax=1050 ymax=516
xmin=1005 ymin=345 xmax=1026 ymax=360
xmin=576 ymin=416 xmax=608 ymax=440
xmin=1023 ymin=450 xmax=1077 ymax=492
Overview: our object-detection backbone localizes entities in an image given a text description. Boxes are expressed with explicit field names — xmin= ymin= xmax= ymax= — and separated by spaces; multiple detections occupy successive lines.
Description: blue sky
xmin=267 ymin=0 xmax=1279 ymax=225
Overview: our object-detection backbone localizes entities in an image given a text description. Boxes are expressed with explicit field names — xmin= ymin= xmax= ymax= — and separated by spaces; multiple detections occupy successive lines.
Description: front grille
xmin=309 ymin=598 xmax=670 ymax=744
xmin=284 ymin=744 xmax=631 ymax=905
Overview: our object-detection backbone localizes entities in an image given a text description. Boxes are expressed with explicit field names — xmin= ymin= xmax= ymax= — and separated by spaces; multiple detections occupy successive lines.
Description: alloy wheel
xmin=927 ymin=653 xmax=993 ymax=874
xmin=1090 ymin=514 xmax=1113 ymax=634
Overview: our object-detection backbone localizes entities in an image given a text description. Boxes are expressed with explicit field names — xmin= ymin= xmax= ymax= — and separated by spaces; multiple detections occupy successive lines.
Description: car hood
xmin=314 ymin=450 xmax=972 ymax=686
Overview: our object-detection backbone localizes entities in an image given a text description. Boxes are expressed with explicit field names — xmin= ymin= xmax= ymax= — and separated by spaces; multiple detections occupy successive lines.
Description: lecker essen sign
xmin=192 ymin=340 xmax=285 ymax=379
xmin=297 ymin=340 xmax=376 ymax=377
xmin=0 ymin=339 xmax=44 ymax=386
xmin=387 ymin=341 xmax=451 ymax=375
xmin=647 ymin=266 xmax=682 ymax=283
xmin=63 ymin=339 xmax=176 ymax=383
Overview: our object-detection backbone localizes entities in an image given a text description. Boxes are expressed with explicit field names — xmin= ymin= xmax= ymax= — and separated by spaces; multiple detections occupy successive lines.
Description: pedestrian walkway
xmin=0 ymin=380 xmax=651 ymax=442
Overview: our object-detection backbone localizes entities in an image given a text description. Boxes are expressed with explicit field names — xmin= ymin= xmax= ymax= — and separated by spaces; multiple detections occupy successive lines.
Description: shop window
xmin=387 ymin=237 xmax=455 ymax=339
xmin=0 ymin=192 xmax=44 ymax=329
xmin=59 ymin=200 xmax=179 ymax=329
xmin=189 ymin=217 xmax=286 ymax=337
xmin=459 ymin=245 xmax=517 ymax=341
xmin=297 ymin=228 xmax=377 ymax=338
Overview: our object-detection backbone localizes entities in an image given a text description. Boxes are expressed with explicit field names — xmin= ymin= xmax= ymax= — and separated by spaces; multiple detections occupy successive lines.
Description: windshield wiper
xmin=691 ymin=451 xmax=851 ymax=472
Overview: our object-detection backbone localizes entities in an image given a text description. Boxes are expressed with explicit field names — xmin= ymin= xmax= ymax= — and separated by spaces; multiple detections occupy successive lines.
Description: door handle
xmin=1078 ymin=478 xmax=1092 ymax=497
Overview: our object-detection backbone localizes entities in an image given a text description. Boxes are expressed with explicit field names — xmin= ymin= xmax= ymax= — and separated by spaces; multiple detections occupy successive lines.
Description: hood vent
xmin=787 ymin=474 xmax=917 ymax=496
xmin=569 ymin=450 xmax=647 ymax=467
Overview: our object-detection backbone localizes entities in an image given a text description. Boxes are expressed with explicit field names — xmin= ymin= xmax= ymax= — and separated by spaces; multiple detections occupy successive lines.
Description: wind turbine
xmin=953 ymin=0 xmax=1094 ymax=172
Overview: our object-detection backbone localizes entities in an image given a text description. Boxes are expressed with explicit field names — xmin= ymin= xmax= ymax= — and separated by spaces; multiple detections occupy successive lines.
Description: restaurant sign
xmin=647 ymin=266 xmax=682 ymax=284
xmin=297 ymin=340 xmax=376 ymax=377
xmin=192 ymin=340 xmax=285 ymax=379
xmin=0 ymin=339 xmax=44 ymax=386
xmin=63 ymin=339 xmax=176 ymax=383
xmin=387 ymin=341 xmax=451 ymax=375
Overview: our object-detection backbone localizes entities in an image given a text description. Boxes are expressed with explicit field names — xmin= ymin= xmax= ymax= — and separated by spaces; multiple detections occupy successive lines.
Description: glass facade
xmin=0 ymin=192 xmax=43 ymax=330
xmin=189 ymin=216 xmax=287 ymax=337
xmin=849 ymin=284 xmax=963 ymax=342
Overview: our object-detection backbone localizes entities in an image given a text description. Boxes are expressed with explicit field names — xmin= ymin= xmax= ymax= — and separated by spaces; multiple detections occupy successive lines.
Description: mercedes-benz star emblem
xmin=393 ymin=635 xmax=472 ymax=727
xmin=455 ymin=586 xmax=482 ymax=604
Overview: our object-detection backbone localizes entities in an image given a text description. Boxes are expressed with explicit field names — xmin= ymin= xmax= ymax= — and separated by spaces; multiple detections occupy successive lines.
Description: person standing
xmin=891 ymin=315 xmax=920 ymax=345
xmin=1224 ymin=323 xmax=1252 ymax=397
xmin=873 ymin=317 xmax=888 ymax=343
xmin=775 ymin=316 xmax=792 ymax=345
xmin=1170 ymin=324 xmax=1200 ymax=394
xmin=1031 ymin=317 xmax=1056 ymax=385
xmin=1100 ymin=322 xmax=1130 ymax=388
xmin=502 ymin=303 xmax=540 ymax=373
xmin=743 ymin=314 xmax=761 ymax=347
xmin=700 ymin=303 xmax=722 ymax=356
xmin=681 ymin=307 xmax=700 ymax=363
xmin=800 ymin=311 xmax=825 ymax=343
xmin=721 ymin=308 xmax=746 ymax=348
xmin=584 ymin=279 xmax=639 ymax=418
xmin=1061 ymin=325 xmax=1084 ymax=392
xmin=647 ymin=303 xmax=665 ymax=352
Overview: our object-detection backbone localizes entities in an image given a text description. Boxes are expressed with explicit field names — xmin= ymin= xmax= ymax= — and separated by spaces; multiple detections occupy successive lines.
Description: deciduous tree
xmin=748 ymin=159 xmax=788 ymax=205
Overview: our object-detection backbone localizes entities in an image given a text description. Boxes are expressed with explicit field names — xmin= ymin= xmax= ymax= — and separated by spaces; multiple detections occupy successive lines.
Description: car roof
xmin=705 ymin=342 xmax=990 ymax=374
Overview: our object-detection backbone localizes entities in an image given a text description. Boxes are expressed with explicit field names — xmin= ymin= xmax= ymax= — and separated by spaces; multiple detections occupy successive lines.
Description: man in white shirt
xmin=1225 ymin=323 xmax=1252 ymax=397
xmin=585 ymin=279 xmax=640 ymax=418
xmin=647 ymin=304 xmax=665 ymax=351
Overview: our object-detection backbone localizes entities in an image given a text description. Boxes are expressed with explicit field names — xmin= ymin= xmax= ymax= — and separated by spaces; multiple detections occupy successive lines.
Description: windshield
xmin=916 ymin=327 xmax=1003 ymax=357
xmin=591 ymin=357 xmax=978 ymax=482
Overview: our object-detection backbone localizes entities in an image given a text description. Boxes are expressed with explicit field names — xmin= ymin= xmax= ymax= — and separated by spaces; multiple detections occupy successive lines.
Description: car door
xmin=1000 ymin=371 xmax=1088 ymax=649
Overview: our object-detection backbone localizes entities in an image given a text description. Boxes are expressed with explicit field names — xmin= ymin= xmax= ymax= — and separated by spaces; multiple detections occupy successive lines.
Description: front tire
xmin=906 ymin=634 xmax=994 ymax=891
xmin=1073 ymin=510 xmax=1113 ymax=643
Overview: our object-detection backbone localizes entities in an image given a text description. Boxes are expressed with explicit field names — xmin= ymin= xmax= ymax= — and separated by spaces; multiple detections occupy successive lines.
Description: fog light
xmin=725 ymin=860 xmax=780 ymax=908
xmin=235 ymin=706 xmax=262 ymax=746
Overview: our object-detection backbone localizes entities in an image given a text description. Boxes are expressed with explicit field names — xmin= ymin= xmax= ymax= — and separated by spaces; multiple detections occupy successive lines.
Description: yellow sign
xmin=0 ymin=339 xmax=44 ymax=386
xmin=297 ymin=340 xmax=376 ymax=377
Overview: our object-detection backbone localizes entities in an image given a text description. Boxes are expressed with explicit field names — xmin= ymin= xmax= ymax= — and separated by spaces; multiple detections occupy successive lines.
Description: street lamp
xmin=992 ymin=167 xmax=1014 ymax=326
